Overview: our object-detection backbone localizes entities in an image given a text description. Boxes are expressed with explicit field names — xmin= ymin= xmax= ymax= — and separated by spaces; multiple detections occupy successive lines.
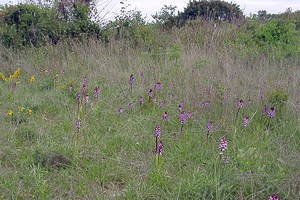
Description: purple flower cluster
xmin=94 ymin=86 xmax=100 ymax=97
xmin=207 ymin=121 xmax=213 ymax=133
xmin=157 ymin=140 xmax=164 ymax=155
xmin=178 ymin=102 xmax=184 ymax=112
xmin=154 ymin=82 xmax=162 ymax=91
xmin=76 ymin=119 xmax=81 ymax=129
xmin=163 ymin=112 xmax=168 ymax=120
xmin=154 ymin=124 xmax=161 ymax=138
xmin=129 ymin=74 xmax=135 ymax=87
xmin=180 ymin=112 xmax=186 ymax=125
xmin=219 ymin=137 xmax=228 ymax=154
xmin=269 ymin=193 xmax=278 ymax=200
xmin=237 ymin=99 xmax=243 ymax=109
xmin=268 ymin=107 xmax=275 ymax=118
xmin=243 ymin=116 xmax=249 ymax=127
xmin=139 ymin=96 xmax=144 ymax=105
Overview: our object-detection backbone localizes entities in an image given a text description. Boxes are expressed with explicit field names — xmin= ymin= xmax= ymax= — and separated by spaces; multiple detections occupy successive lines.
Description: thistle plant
xmin=206 ymin=121 xmax=212 ymax=142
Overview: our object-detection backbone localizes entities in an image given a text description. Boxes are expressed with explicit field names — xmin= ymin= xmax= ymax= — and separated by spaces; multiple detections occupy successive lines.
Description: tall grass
xmin=0 ymin=22 xmax=299 ymax=199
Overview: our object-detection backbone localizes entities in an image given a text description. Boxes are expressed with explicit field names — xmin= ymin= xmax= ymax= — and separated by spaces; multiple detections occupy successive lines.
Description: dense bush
xmin=177 ymin=0 xmax=244 ymax=26
xmin=236 ymin=17 xmax=300 ymax=57
xmin=0 ymin=1 xmax=102 ymax=48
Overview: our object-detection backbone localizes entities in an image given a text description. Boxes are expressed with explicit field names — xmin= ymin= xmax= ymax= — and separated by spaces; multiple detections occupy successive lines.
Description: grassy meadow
xmin=0 ymin=22 xmax=299 ymax=199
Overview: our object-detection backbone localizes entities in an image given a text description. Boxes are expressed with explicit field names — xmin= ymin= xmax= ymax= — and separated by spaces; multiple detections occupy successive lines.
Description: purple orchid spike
xmin=219 ymin=137 xmax=228 ymax=154
xmin=207 ymin=121 xmax=213 ymax=133
xmin=160 ymin=100 xmax=165 ymax=107
xmin=154 ymin=82 xmax=162 ymax=92
xmin=148 ymin=89 xmax=153 ymax=98
xmin=84 ymin=95 xmax=89 ymax=103
xmin=117 ymin=107 xmax=124 ymax=113
xmin=129 ymin=74 xmax=135 ymax=87
xmin=152 ymin=98 xmax=157 ymax=104
xmin=82 ymin=85 xmax=86 ymax=94
xmin=180 ymin=112 xmax=186 ymax=125
xmin=94 ymin=86 xmax=100 ymax=97
xmin=169 ymin=82 xmax=173 ymax=89
xmin=76 ymin=119 xmax=81 ymax=129
xmin=139 ymin=96 xmax=144 ymax=105
xmin=268 ymin=107 xmax=275 ymax=118
xmin=154 ymin=124 xmax=161 ymax=138
xmin=178 ymin=102 xmax=184 ymax=112
xmin=206 ymin=121 xmax=212 ymax=141
xmin=163 ymin=112 xmax=168 ymax=120
xmin=76 ymin=93 xmax=81 ymax=104
xmin=262 ymin=105 xmax=268 ymax=115
xmin=82 ymin=77 xmax=87 ymax=86
xmin=243 ymin=116 xmax=249 ymax=127
xmin=237 ymin=99 xmax=243 ymax=109
xmin=157 ymin=140 xmax=164 ymax=155
xmin=269 ymin=193 xmax=278 ymax=200
xmin=128 ymin=102 xmax=133 ymax=109
xmin=187 ymin=111 xmax=192 ymax=119
xmin=68 ymin=84 xmax=73 ymax=92
xmin=247 ymin=99 xmax=251 ymax=107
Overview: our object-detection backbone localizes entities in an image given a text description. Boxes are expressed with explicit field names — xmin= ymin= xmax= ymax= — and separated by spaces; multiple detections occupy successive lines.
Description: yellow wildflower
xmin=12 ymin=68 xmax=21 ymax=78
xmin=27 ymin=109 xmax=33 ymax=115
xmin=55 ymin=73 xmax=59 ymax=78
xmin=0 ymin=72 xmax=6 ymax=81
xmin=30 ymin=75 xmax=35 ymax=83
xmin=18 ymin=106 xmax=25 ymax=112
xmin=9 ymin=75 xmax=13 ymax=82
xmin=7 ymin=110 xmax=13 ymax=116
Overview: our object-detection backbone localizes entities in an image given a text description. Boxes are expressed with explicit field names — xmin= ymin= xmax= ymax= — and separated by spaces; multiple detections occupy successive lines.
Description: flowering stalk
xmin=75 ymin=119 xmax=81 ymax=158
xmin=267 ymin=107 xmax=275 ymax=130
xmin=129 ymin=74 xmax=134 ymax=93
xmin=206 ymin=121 xmax=212 ymax=142
xmin=236 ymin=99 xmax=243 ymax=120
xmin=154 ymin=124 xmax=161 ymax=151
xmin=156 ymin=140 xmax=163 ymax=167
xmin=180 ymin=112 xmax=186 ymax=135
xmin=219 ymin=137 xmax=228 ymax=161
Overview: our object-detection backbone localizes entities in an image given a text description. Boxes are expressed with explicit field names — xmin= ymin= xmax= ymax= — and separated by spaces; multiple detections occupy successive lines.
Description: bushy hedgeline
xmin=0 ymin=26 xmax=299 ymax=199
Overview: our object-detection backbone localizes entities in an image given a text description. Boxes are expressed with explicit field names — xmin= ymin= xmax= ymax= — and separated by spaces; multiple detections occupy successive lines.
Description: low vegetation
xmin=0 ymin=0 xmax=299 ymax=199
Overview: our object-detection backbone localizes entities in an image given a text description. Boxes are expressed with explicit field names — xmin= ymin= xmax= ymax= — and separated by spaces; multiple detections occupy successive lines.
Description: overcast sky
xmin=1 ymin=0 xmax=300 ymax=21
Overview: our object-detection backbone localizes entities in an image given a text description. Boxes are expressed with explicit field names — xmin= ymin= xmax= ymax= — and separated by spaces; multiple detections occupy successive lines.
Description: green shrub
xmin=0 ymin=2 xmax=102 ymax=48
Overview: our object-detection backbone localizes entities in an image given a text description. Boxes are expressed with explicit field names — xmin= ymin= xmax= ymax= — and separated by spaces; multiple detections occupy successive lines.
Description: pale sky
xmin=1 ymin=0 xmax=300 ymax=21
